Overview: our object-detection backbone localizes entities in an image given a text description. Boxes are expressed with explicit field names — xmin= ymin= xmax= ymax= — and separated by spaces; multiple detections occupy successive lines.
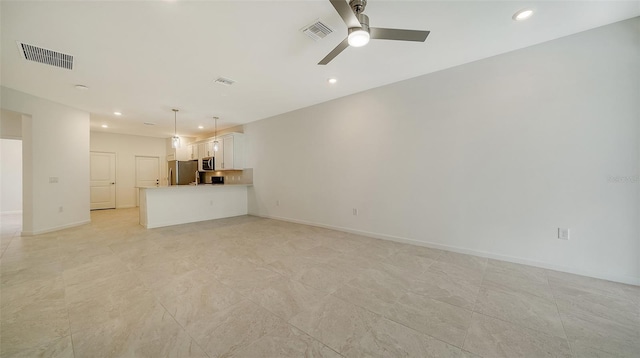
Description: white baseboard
xmin=254 ymin=213 xmax=640 ymax=286
xmin=21 ymin=219 xmax=91 ymax=236
xmin=1 ymin=210 xmax=23 ymax=215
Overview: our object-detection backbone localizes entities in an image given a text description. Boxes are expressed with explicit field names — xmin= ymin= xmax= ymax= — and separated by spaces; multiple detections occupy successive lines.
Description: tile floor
xmin=1 ymin=209 xmax=638 ymax=357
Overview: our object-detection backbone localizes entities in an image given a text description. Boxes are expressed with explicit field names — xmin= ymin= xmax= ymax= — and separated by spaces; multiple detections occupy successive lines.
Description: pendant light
xmin=213 ymin=116 xmax=219 ymax=152
xmin=171 ymin=109 xmax=180 ymax=149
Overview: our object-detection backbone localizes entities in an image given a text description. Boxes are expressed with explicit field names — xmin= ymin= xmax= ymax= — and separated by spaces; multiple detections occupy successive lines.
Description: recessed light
xmin=198 ymin=125 xmax=204 ymax=129
xmin=328 ymin=78 xmax=337 ymax=84
xmin=101 ymin=124 xmax=108 ymax=128
xmin=74 ymin=84 xmax=89 ymax=91
xmin=113 ymin=112 xmax=122 ymax=116
xmin=513 ymin=9 xmax=534 ymax=21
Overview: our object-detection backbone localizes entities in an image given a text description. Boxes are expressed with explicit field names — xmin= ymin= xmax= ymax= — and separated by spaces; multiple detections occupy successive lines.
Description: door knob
xmin=111 ymin=182 xmax=115 ymax=185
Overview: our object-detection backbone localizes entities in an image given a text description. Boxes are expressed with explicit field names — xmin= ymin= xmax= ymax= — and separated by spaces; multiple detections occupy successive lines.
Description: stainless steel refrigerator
xmin=168 ymin=160 xmax=198 ymax=185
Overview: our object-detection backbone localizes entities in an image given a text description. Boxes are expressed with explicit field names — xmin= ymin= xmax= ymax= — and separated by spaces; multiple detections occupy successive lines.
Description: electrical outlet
xmin=209 ymin=200 xmax=213 ymax=206
xmin=276 ymin=200 xmax=280 ymax=206
xmin=558 ymin=228 xmax=570 ymax=240
xmin=58 ymin=206 xmax=63 ymax=213
xmin=49 ymin=177 xmax=59 ymax=183
xmin=353 ymin=208 xmax=358 ymax=216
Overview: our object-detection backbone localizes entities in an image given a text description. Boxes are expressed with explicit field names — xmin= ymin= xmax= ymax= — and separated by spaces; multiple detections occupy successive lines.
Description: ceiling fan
xmin=319 ymin=0 xmax=430 ymax=65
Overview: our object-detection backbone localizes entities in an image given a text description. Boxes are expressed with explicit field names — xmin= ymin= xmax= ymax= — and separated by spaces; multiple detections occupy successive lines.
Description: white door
xmin=135 ymin=156 xmax=159 ymax=207
xmin=90 ymin=152 xmax=116 ymax=210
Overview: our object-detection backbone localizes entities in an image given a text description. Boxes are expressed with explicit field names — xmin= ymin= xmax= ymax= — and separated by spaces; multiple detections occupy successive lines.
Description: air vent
xmin=301 ymin=20 xmax=333 ymax=41
xmin=18 ymin=42 xmax=73 ymax=70
xmin=214 ymin=77 xmax=236 ymax=86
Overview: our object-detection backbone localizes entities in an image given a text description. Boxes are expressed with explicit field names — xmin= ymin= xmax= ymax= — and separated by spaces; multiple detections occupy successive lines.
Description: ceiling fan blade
xmin=329 ymin=0 xmax=361 ymax=29
xmin=318 ymin=37 xmax=349 ymax=65
xmin=370 ymin=28 xmax=430 ymax=42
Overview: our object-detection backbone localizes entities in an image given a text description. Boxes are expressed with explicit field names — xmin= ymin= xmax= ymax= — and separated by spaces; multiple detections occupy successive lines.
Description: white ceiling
xmin=2 ymin=1 xmax=638 ymax=138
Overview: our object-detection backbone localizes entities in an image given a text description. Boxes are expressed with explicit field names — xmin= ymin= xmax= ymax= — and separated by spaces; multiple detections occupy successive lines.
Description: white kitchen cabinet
xmin=175 ymin=146 xmax=190 ymax=161
xmin=214 ymin=133 xmax=244 ymax=170
xmin=199 ymin=140 xmax=215 ymax=158
xmin=187 ymin=143 xmax=198 ymax=160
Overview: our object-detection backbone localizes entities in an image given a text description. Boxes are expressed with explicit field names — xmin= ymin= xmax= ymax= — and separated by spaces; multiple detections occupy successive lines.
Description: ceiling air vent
xmin=18 ymin=42 xmax=73 ymax=70
xmin=301 ymin=20 xmax=333 ymax=41
xmin=214 ymin=77 xmax=236 ymax=86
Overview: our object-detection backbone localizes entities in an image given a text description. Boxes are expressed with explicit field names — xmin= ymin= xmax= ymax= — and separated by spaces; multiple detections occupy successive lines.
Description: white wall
xmin=90 ymin=131 xmax=168 ymax=208
xmin=246 ymin=18 xmax=640 ymax=285
xmin=1 ymin=109 xmax=22 ymax=139
xmin=0 ymin=139 xmax=22 ymax=213
xmin=1 ymin=87 xmax=90 ymax=235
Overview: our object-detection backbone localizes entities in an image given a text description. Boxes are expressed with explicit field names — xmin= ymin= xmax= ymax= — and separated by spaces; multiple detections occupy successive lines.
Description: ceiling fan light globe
xmin=348 ymin=29 xmax=370 ymax=47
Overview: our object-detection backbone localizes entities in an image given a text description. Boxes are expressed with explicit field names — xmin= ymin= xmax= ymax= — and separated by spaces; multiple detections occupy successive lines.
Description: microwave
xmin=202 ymin=157 xmax=214 ymax=171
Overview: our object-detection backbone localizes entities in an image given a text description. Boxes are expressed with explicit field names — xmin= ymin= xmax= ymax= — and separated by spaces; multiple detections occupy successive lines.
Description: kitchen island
xmin=139 ymin=184 xmax=250 ymax=229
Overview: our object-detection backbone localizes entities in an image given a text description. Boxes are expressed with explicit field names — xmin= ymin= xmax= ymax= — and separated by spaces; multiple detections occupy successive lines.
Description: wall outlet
xmin=209 ymin=200 xmax=213 ymax=206
xmin=558 ymin=228 xmax=570 ymax=240
xmin=49 ymin=177 xmax=59 ymax=183
xmin=58 ymin=206 xmax=63 ymax=213
xmin=276 ymin=200 xmax=280 ymax=206
xmin=353 ymin=208 xmax=358 ymax=216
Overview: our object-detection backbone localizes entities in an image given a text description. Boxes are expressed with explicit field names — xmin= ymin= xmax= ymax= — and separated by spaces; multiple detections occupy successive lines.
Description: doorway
xmin=90 ymin=151 xmax=116 ymax=210
xmin=135 ymin=156 xmax=159 ymax=207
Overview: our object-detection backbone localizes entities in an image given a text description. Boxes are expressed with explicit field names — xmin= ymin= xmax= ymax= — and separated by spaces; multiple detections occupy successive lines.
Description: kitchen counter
xmin=139 ymin=184 xmax=251 ymax=229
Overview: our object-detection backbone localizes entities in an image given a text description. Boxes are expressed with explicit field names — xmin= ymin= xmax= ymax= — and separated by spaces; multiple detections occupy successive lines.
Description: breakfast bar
xmin=139 ymin=184 xmax=250 ymax=229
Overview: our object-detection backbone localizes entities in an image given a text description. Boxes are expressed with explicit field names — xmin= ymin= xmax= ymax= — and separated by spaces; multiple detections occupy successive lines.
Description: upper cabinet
xmin=174 ymin=146 xmax=190 ymax=161
xmin=198 ymin=140 xmax=215 ymax=159
xmin=214 ymin=133 xmax=244 ymax=170
xmin=186 ymin=143 xmax=198 ymax=160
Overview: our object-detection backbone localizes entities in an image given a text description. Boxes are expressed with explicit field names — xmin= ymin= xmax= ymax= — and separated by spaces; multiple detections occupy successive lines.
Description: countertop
xmin=137 ymin=184 xmax=252 ymax=189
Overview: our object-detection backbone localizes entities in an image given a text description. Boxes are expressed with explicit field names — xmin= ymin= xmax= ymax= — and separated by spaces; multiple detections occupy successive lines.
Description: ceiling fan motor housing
xmin=349 ymin=0 xmax=367 ymax=14
xmin=354 ymin=13 xmax=369 ymax=32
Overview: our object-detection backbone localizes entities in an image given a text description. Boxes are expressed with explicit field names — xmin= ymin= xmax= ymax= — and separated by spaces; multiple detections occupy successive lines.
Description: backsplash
xmin=200 ymin=168 xmax=253 ymax=185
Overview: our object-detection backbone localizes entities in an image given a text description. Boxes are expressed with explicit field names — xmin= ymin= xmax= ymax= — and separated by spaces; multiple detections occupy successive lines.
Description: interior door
xmin=135 ymin=156 xmax=159 ymax=207
xmin=90 ymin=152 xmax=116 ymax=210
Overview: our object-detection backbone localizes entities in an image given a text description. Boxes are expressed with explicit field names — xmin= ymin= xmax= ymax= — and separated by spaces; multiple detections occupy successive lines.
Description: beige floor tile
xmin=2 ymin=210 xmax=637 ymax=357
xmin=0 ymin=334 xmax=74 ymax=358
xmin=437 ymin=251 xmax=488 ymax=273
xmin=383 ymin=292 xmax=472 ymax=347
xmin=386 ymin=250 xmax=436 ymax=273
xmin=559 ymin=309 xmax=640 ymax=358
xmin=1 ymin=276 xmax=65 ymax=310
xmin=1 ymin=261 xmax=63 ymax=288
xmin=62 ymin=254 xmax=130 ymax=286
xmin=1 ymin=316 xmax=71 ymax=355
xmin=289 ymin=295 xmax=380 ymax=353
xmin=154 ymin=271 xmax=243 ymax=337
xmin=410 ymin=261 xmax=483 ymax=310
xmin=200 ymin=299 xmax=291 ymax=357
xmin=481 ymin=266 xmax=555 ymax=301
xmin=553 ymin=283 xmax=639 ymax=329
xmin=332 ymin=270 xmax=406 ymax=316
xmin=71 ymin=297 xmax=192 ymax=358
xmin=249 ymin=275 xmax=328 ymax=321
xmin=463 ymin=313 xmax=572 ymax=358
xmin=214 ymin=265 xmax=282 ymax=296
xmin=229 ymin=323 xmax=341 ymax=358
xmin=547 ymin=269 xmax=640 ymax=304
xmin=397 ymin=244 xmax=445 ymax=260
xmin=473 ymin=286 xmax=566 ymax=337
xmin=342 ymin=317 xmax=464 ymax=358
xmin=270 ymin=256 xmax=358 ymax=295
